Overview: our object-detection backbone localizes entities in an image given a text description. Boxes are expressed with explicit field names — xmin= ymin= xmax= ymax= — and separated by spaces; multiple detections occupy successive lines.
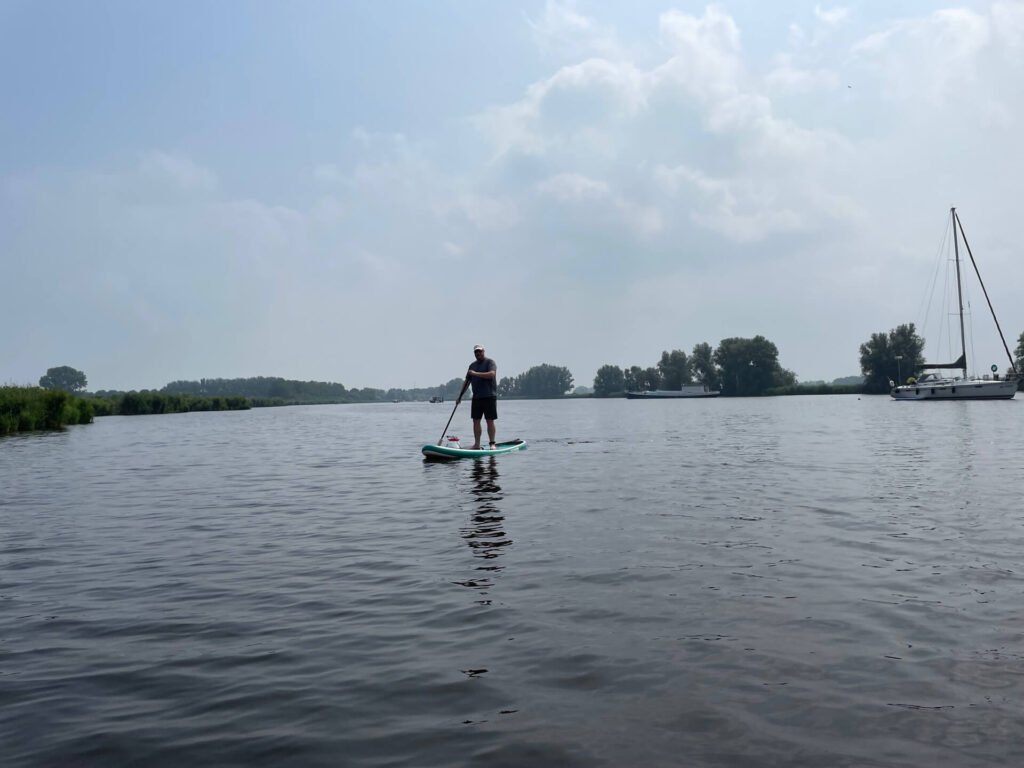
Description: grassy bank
xmin=0 ymin=386 xmax=95 ymax=434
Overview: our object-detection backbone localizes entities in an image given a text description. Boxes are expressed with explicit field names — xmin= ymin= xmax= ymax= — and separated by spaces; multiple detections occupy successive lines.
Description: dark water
xmin=2 ymin=397 xmax=1023 ymax=767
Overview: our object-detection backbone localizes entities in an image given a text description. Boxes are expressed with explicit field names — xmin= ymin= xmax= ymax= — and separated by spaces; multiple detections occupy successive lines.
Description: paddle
xmin=437 ymin=377 xmax=469 ymax=445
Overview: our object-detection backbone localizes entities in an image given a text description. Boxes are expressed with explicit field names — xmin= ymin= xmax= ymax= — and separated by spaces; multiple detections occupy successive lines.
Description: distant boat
xmin=891 ymin=207 xmax=1019 ymax=401
xmin=625 ymin=384 xmax=720 ymax=399
xmin=429 ymin=394 xmax=444 ymax=403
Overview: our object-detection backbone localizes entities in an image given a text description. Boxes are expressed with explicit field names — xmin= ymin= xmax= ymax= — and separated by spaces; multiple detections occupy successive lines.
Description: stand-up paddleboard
xmin=422 ymin=438 xmax=527 ymax=461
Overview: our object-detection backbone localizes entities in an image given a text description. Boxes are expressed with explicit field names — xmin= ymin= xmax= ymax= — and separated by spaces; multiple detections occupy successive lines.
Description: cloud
xmin=993 ymin=1 xmax=1024 ymax=48
xmin=441 ymin=240 xmax=465 ymax=259
xmin=486 ymin=4 xmax=864 ymax=246
xmin=536 ymin=172 xmax=610 ymax=201
xmin=654 ymin=163 xmax=805 ymax=242
xmin=313 ymin=164 xmax=342 ymax=183
xmin=765 ymin=54 xmax=840 ymax=93
xmin=434 ymin=192 xmax=520 ymax=231
xmin=534 ymin=172 xmax=662 ymax=237
xmin=475 ymin=57 xmax=647 ymax=158
xmin=851 ymin=8 xmax=994 ymax=105
xmin=138 ymin=151 xmax=218 ymax=192
xmin=654 ymin=6 xmax=744 ymax=104
xmin=528 ymin=0 xmax=623 ymax=61
xmin=814 ymin=5 xmax=849 ymax=27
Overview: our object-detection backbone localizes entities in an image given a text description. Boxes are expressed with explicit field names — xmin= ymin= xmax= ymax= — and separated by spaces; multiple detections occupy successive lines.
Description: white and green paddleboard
xmin=422 ymin=439 xmax=527 ymax=461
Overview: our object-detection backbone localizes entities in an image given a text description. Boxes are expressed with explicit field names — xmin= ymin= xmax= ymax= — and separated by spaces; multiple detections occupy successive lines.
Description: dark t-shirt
xmin=468 ymin=357 xmax=497 ymax=398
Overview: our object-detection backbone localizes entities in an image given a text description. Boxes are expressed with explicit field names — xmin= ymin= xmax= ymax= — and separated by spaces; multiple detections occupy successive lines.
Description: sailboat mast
xmin=953 ymin=209 xmax=1019 ymax=375
xmin=950 ymin=207 xmax=968 ymax=379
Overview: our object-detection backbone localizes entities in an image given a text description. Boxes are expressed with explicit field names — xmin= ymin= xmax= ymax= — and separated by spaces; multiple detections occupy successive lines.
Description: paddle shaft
xmin=437 ymin=377 xmax=469 ymax=444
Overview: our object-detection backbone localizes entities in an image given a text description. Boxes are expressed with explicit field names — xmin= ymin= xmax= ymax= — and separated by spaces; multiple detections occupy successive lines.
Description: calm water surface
xmin=2 ymin=397 xmax=1023 ymax=767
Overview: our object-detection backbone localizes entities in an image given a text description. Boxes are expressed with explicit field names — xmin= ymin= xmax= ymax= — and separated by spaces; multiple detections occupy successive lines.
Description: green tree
xmin=511 ymin=364 xmax=574 ymax=398
xmin=39 ymin=365 xmax=87 ymax=393
xmin=657 ymin=349 xmax=692 ymax=390
xmin=622 ymin=366 xmax=638 ymax=392
xmin=593 ymin=364 xmax=625 ymax=397
xmin=774 ymin=365 xmax=797 ymax=389
xmin=624 ymin=365 xmax=661 ymax=392
xmin=713 ymin=336 xmax=792 ymax=396
xmin=859 ymin=323 xmax=925 ymax=394
xmin=1015 ymin=331 xmax=1024 ymax=372
xmin=690 ymin=342 xmax=721 ymax=391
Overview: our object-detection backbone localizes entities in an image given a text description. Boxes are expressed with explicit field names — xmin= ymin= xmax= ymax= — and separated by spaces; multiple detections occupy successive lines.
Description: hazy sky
xmin=4 ymin=1 xmax=1023 ymax=391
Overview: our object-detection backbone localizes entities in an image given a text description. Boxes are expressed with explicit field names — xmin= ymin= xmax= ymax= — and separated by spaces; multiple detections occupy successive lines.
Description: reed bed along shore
xmin=1 ymin=387 xmax=250 ymax=435
xmin=0 ymin=386 xmax=94 ymax=434
xmin=91 ymin=391 xmax=250 ymax=417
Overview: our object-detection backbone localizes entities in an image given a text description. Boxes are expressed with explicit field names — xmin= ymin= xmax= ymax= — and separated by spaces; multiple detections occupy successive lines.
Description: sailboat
xmin=891 ymin=207 xmax=1019 ymax=401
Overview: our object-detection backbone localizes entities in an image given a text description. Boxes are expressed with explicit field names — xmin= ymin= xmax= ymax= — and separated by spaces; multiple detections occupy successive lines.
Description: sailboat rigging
xmin=891 ymin=207 xmax=1018 ymax=401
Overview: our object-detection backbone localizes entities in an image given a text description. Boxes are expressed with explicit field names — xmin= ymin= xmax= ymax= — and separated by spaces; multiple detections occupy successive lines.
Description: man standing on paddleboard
xmin=457 ymin=344 xmax=498 ymax=450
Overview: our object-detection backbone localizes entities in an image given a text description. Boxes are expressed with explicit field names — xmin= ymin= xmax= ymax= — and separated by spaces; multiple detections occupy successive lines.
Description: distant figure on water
xmin=457 ymin=344 xmax=498 ymax=450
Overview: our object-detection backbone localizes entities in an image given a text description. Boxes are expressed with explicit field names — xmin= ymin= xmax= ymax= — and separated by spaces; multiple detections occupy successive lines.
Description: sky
xmin=3 ymin=0 xmax=1024 ymax=391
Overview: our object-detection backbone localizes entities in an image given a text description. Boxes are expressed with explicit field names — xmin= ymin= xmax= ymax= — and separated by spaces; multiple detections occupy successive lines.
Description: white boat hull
xmin=891 ymin=378 xmax=1017 ymax=400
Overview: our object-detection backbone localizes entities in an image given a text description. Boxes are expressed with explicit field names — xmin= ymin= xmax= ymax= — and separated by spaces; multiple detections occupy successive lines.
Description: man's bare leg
xmin=471 ymin=419 xmax=482 ymax=449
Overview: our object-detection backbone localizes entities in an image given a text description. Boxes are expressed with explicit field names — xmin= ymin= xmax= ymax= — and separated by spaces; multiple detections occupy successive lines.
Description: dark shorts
xmin=471 ymin=397 xmax=498 ymax=421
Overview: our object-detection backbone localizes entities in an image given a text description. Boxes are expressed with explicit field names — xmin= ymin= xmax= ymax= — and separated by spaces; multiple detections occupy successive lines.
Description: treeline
xmin=162 ymin=377 xmax=352 ymax=403
xmin=593 ymin=336 xmax=797 ymax=397
xmin=1 ymin=386 xmax=95 ymax=434
xmin=158 ymin=376 xmax=459 ymax=404
xmin=157 ymin=371 xmax=581 ymax=402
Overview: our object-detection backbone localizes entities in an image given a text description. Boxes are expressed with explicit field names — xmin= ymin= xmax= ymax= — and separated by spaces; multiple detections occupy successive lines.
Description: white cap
xmin=473 ymin=344 xmax=484 ymax=351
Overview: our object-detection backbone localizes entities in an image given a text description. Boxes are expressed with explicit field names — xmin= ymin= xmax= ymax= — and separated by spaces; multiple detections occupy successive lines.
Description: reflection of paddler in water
xmin=455 ymin=458 xmax=511 ymax=593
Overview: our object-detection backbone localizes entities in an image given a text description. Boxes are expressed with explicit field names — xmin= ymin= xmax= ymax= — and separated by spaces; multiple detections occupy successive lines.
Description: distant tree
xmin=713 ymin=336 xmax=792 ymax=396
xmin=593 ymin=364 xmax=625 ymax=397
xmin=1014 ymin=331 xmax=1024 ymax=391
xmin=350 ymin=387 xmax=385 ymax=402
xmin=775 ymin=366 xmax=797 ymax=389
xmin=442 ymin=378 xmax=464 ymax=398
xmin=657 ymin=349 xmax=692 ymax=390
xmin=509 ymin=364 xmax=574 ymax=398
xmin=268 ymin=379 xmax=294 ymax=400
xmin=39 ymin=365 xmax=87 ymax=392
xmin=622 ymin=366 xmax=639 ymax=392
xmin=624 ymin=365 xmax=661 ymax=392
xmin=690 ymin=342 xmax=721 ymax=392
xmin=859 ymin=323 xmax=925 ymax=394
xmin=498 ymin=376 xmax=516 ymax=397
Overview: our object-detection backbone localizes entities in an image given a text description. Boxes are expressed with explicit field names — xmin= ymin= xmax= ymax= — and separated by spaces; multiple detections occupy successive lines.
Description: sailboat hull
xmin=891 ymin=378 xmax=1017 ymax=400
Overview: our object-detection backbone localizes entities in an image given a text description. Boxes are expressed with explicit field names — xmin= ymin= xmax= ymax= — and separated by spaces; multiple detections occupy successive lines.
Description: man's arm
xmin=468 ymin=360 xmax=497 ymax=380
